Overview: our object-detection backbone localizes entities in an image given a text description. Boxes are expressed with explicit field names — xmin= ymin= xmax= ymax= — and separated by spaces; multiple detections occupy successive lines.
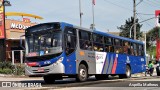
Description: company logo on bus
xmin=96 ymin=55 xmax=104 ymax=60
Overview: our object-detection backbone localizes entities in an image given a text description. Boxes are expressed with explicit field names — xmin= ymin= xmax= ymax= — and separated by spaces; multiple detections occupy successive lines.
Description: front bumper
xmin=25 ymin=63 xmax=65 ymax=76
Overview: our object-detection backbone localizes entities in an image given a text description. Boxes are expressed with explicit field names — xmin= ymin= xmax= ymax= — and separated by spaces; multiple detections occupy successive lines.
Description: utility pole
xmin=90 ymin=0 xmax=95 ymax=30
xmin=79 ymin=0 xmax=82 ymax=27
xmin=133 ymin=0 xmax=136 ymax=40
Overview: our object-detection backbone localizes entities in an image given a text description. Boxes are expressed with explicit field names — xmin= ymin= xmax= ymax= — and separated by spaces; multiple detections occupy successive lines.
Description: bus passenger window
xmin=93 ymin=45 xmax=98 ymax=51
xmin=130 ymin=44 xmax=134 ymax=55
xmin=105 ymin=45 xmax=114 ymax=52
xmin=115 ymin=48 xmax=119 ymax=53
xmin=123 ymin=41 xmax=131 ymax=54
xmin=133 ymin=43 xmax=137 ymax=56
xmin=64 ymin=27 xmax=77 ymax=55
xmin=84 ymin=41 xmax=92 ymax=50
xmin=79 ymin=30 xmax=92 ymax=51
xmin=123 ymin=41 xmax=130 ymax=54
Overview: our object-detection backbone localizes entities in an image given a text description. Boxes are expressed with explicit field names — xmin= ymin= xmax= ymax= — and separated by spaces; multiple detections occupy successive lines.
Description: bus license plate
xmin=37 ymin=68 xmax=44 ymax=72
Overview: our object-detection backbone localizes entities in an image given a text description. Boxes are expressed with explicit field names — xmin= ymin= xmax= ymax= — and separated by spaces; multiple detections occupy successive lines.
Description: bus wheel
xmin=119 ymin=65 xmax=131 ymax=79
xmin=43 ymin=75 xmax=55 ymax=84
xmin=157 ymin=72 xmax=160 ymax=76
xmin=76 ymin=64 xmax=88 ymax=82
xmin=95 ymin=75 xmax=108 ymax=80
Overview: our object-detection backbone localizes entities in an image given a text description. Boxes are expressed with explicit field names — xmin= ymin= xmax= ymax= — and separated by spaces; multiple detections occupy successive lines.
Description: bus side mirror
xmin=20 ymin=35 xmax=25 ymax=50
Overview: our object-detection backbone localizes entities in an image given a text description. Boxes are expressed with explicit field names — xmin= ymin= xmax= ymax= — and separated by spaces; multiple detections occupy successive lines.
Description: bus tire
xmin=119 ymin=65 xmax=131 ymax=79
xmin=76 ymin=64 xmax=88 ymax=82
xmin=95 ymin=74 xmax=108 ymax=80
xmin=43 ymin=75 xmax=55 ymax=84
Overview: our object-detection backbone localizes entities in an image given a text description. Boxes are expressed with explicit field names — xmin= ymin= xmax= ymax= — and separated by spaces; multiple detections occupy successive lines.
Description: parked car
xmin=156 ymin=61 xmax=160 ymax=76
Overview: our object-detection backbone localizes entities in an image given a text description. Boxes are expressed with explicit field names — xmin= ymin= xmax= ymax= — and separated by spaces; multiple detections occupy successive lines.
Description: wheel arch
xmin=79 ymin=60 xmax=88 ymax=69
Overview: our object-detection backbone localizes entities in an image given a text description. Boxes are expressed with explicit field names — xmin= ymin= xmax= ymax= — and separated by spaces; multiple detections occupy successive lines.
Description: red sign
xmin=156 ymin=39 xmax=160 ymax=61
xmin=0 ymin=0 xmax=5 ymax=39
xmin=155 ymin=10 xmax=160 ymax=27
xmin=23 ymin=18 xmax=30 ymax=23
xmin=155 ymin=10 xmax=160 ymax=16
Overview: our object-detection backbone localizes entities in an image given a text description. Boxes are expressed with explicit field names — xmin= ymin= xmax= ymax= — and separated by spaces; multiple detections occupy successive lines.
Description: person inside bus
xmin=93 ymin=45 xmax=98 ymax=51
xmin=98 ymin=46 xmax=104 ymax=51
xmin=115 ymin=48 xmax=119 ymax=53
xmin=124 ymin=42 xmax=129 ymax=54
xmin=105 ymin=46 xmax=109 ymax=52
xmin=84 ymin=41 xmax=92 ymax=50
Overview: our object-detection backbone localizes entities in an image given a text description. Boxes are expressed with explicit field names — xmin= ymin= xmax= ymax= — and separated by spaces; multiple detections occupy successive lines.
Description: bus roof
xmin=65 ymin=22 xmax=144 ymax=45
xmin=26 ymin=22 xmax=144 ymax=45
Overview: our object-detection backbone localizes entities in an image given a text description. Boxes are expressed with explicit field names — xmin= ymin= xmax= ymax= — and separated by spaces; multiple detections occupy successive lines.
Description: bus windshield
xmin=26 ymin=31 xmax=62 ymax=57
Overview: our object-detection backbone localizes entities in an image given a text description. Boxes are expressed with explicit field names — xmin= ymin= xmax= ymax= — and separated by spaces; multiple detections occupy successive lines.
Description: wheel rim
xmin=80 ymin=68 xmax=86 ymax=79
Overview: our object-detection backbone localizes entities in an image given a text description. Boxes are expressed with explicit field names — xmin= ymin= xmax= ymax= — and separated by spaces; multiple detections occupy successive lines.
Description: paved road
xmin=0 ymin=73 xmax=159 ymax=90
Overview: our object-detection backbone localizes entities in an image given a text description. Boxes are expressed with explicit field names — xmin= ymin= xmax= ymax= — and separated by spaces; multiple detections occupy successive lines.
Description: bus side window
xmin=114 ymin=39 xmax=123 ymax=53
xmin=64 ymin=27 xmax=77 ymax=55
xmin=123 ymin=41 xmax=128 ymax=54
xmin=123 ymin=41 xmax=131 ymax=54
xmin=104 ymin=37 xmax=114 ymax=52
xmin=130 ymin=43 xmax=134 ymax=55
xmin=93 ymin=34 xmax=104 ymax=51
xmin=138 ymin=44 xmax=144 ymax=56
xmin=79 ymin=30 xmax=92 ymax=50
xmin=133 ymin=43 xmax=138 ymax=56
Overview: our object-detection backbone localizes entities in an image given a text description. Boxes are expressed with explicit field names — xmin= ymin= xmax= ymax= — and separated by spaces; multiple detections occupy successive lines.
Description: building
xmin=5 ymin=18 xmax=37 ymax=62
xmin=108 ymin=32 xmax=120 ymax=36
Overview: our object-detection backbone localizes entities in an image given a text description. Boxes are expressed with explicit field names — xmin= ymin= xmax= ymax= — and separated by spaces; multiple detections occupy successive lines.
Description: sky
xmin=5 ymin=0 xmax=160 ymax=32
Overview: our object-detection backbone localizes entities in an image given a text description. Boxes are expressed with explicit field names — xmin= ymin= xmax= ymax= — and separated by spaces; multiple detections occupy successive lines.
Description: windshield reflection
xmin=26 ymin=31 xmax=62 ymax=57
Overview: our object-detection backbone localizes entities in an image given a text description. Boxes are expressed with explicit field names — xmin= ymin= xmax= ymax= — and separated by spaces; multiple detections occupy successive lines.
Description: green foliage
xmin=146 ymin=27 xmax=160 ymax=48
xmin=12 ymin=64 xmax=25 ymax=75
xmin=0 ymin=61 xmax=12 ymax=69
xmin=0 ymin=62 xmax=25 ymax=75
xmin=118 ymin=17 xmax=143 ymax=39
xmin=0 ymin=68 xmax=12 ymax=74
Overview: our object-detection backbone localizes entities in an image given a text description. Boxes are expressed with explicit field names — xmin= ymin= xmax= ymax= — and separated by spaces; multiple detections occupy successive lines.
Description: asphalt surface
xmin=0 ymin=73 xmax=160 ymax=90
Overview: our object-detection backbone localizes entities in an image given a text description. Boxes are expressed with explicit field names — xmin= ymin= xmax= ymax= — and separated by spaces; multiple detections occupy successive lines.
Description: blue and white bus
xmin=24 ymin=22 xmax=146 ymax=83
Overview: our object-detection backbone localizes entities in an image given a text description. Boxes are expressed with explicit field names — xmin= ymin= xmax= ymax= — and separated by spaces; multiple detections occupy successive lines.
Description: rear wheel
xmin=43 ymin=75 xmax=55 ymax=84
xmin=119 ymin=65 xmax=131 ymax=79
xmin=95 ymin=74 xmax=108 ymax=80
xmin=156 ymin=67 xmax=160 ymax=76
xmin=157 ymin=72 xmax=160 ymax=76
xmin=76 ymin=64 xmax=88 ymax=82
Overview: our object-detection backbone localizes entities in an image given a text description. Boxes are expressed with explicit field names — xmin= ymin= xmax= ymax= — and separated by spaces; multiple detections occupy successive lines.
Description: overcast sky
xmin=5 ymin=0 xmax=160 ymax=32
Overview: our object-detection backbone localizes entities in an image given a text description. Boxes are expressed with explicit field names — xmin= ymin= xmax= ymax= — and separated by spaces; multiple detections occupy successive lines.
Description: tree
xmin=146 ymin=27 xmax=160 ymax=48
xmin=146 ymin=27 xmax=160 ymax=60
xmin=118 ymin=17 xmax=143 ymax=39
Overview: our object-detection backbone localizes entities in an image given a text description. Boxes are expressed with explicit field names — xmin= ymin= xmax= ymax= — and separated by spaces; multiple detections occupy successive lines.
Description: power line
xmin=143 ymin=0 xmax=160 ymax=8
xmin=137 ymin=13 xmax=154 ymax=16
xmin=103 ymin=0 xmax=132 ymax=12
xmin=137 ymin=14 xmax=154 ymax=28
xmin=146 ymin=0 xmax=160 ymax=6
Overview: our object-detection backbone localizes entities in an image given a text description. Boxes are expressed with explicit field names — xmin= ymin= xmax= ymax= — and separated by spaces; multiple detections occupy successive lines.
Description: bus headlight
xmin=57 ymin=57 xmax=64 ymax=63
xmin=53 ymin=57 xmax=64 ymax=65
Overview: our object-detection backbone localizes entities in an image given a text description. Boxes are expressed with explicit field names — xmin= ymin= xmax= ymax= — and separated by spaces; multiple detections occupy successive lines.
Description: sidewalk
xmin=132 ymin=69 xmax=157 ymax=77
